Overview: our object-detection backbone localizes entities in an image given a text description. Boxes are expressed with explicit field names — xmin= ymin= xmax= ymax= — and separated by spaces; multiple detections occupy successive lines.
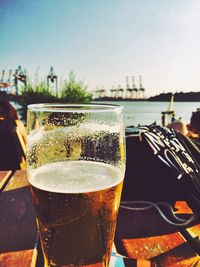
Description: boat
xmin=161 ymin=93 xmax=175 ymax=126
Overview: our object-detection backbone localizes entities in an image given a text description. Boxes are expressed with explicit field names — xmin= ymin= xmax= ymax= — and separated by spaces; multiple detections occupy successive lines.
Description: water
xmin=11 ymin=101 xmax=24 ymax=120
xmin=13 ymin=101 xmax=199 ymax=127
xmin=93 ymin=101 xmax=200 ymax=127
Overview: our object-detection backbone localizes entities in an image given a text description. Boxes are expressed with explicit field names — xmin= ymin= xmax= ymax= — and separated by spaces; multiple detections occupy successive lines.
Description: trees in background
xmin=17 ymin=71 xmax=92 ymax=120
xmin=61 ymin=71 xmax=92 ymax=103
xmin=18 ymin=70 xmax=92 ymax=105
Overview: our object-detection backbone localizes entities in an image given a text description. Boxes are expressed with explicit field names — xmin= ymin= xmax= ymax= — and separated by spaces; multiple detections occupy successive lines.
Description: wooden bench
xmin=1 ymin=170 xmax=200 ymax=266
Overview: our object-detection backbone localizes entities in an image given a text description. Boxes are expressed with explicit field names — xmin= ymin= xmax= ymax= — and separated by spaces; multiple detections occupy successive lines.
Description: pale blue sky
xmin=1 ymin=0 xmax=200 ymax=96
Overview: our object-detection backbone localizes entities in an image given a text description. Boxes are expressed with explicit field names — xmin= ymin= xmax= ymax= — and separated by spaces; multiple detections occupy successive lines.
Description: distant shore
xmin=93 ymin=97 xmax=148 ymax=102
xmin=94 ymin=91 xmax=200 ymax=102
xmin=1 ymin=90 xmax=200 ymax=103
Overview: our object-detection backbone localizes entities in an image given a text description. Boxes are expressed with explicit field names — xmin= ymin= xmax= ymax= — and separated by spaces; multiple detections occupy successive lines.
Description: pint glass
xmin=26 ymin=104 xmax=126 ymax=267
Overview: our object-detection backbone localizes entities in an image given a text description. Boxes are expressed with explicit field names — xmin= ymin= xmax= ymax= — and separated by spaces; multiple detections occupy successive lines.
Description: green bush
xmin=17 ymin=71 xmax=92 ymax=120
xmin=18 ymin=71 xmax=92 ymax=106
xmin=17 ymin=82 xmax=57 ymax=121
xmin=61 ymin=71 xmax=92 ymax=103
xmin=19 ymin=82 xmax=57 ymax=106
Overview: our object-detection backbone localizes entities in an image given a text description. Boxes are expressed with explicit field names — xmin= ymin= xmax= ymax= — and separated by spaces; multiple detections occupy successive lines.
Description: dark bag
xmin=122 ymin=125 xmax=200 ymax=213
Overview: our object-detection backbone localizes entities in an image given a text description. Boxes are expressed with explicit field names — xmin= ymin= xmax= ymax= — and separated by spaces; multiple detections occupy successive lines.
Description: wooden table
xmin=1 ymin=170 xmax=200 ymax=267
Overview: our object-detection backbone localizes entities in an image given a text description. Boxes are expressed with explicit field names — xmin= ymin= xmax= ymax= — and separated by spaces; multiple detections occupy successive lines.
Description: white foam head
xmin=29 ymin=160 xmax=123 ymax=193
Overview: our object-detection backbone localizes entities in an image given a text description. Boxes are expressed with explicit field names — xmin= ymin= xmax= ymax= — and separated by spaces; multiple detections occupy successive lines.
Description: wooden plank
xmin=153 ymin=241 xmax=199 ymax=267
xmin=0 ymin=171 xmax=10 ymax=182
xmin=110 ymin=251 xmax=156 ymax=267
xmin=0 ymin=249 xmax=36 ymax=267
xmin=0 ymin=170 xmax=38 ymax=267
xmin=0 ymin=171 xmax=14 ymax=192
xmin=187 ymin=224 xmax=200 ymax=238
xmin=119 ymin=233 xmax=185 ymax=259
xmin=115 ymin=230 xmax=200 ymax=266
xmin=174 ymin=201 xmax=193 ymax=214
xmin=114 ymin=202 xmax=200 ymax=266
xmin=3 ymin=170 xmax=29 ymax=191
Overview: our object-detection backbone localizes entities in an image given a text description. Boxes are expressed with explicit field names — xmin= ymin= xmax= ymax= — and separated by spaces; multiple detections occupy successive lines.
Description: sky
xmin=0 ymin=0 xmax=200 ymax=97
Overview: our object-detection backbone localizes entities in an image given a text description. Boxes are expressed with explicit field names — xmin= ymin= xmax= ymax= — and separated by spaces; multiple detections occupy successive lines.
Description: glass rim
xmin=27 ymin=103 xmax=123 ymax=113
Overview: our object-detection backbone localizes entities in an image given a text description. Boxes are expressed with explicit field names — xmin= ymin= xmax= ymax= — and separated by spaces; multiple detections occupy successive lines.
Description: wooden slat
xmin=153 ymin=241 xmax=199 ymax=267
xmin=174 ymin=201 xmax=193 ymax=214
xmin=115 ymin=202 xmax=200 ymax=266
xmin=187 ymin=224 xmax=200 ymax=239
xmin=0 ymin=249 xmax=35 ymax=267
xmin=0 ymin=171 xmax=11 ymax=182
xmin=120 ymin=233 xmax=185 ymax=260
xmin=0 ymin=171 xmax=14 ymax=192
xmin=3 ymin=170 xmax=29 ymax=191
xmin=110 ymin=252 xmax=155 ymax=267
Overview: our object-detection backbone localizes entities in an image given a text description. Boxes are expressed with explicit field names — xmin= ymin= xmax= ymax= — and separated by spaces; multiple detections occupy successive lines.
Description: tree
xmin=19 ymin=82 xmax=57 ymax=106
xmin=61 ymin=71 xmax=92 ymax=103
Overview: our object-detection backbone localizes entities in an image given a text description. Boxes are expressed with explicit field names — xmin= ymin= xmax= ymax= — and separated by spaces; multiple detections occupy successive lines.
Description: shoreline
xmin=93 ymin=97 xmax=200 ymax=102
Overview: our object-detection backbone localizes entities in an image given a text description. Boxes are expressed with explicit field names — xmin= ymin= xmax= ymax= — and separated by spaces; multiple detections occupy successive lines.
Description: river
xmin=93 ymin=101 xmax=200 ymax=127
xmin=13 ymin=101 xmax=199 ymax=127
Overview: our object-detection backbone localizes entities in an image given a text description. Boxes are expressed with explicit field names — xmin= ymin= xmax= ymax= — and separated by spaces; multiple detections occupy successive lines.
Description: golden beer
xmin=29 ymin=160 xmax=123 ymax=267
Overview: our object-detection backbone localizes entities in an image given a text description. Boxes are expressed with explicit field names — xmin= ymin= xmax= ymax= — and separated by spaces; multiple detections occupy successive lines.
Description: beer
xmin=29 ymin=160 xmax=123 ymax=267
xmin=27 ymin=103 xmax=126 ymax=267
